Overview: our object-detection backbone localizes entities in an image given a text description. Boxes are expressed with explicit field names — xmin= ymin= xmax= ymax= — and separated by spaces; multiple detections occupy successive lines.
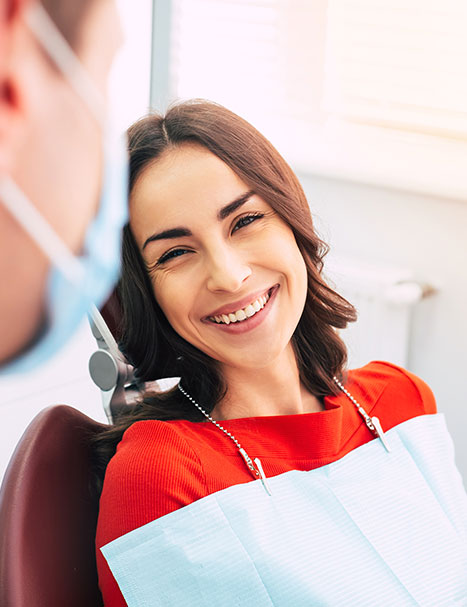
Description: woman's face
xmin=130 ymin=144 xmax=308 ymax=372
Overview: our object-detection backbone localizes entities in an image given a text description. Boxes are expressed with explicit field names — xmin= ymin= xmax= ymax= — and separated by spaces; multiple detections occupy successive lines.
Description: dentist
xmin=0 ymin=0 xmax=128 ymax=373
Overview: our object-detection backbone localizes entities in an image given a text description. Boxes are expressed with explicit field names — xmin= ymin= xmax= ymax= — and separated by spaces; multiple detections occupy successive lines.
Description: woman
xmin=94 ymin=100 xmax=467 ymax=606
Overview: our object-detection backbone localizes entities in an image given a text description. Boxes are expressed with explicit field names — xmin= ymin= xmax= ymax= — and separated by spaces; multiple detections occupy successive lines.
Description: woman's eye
xmin=157 ymin=248 xmax=190 ymax=265
xmin=232 ymin=213 xmax=264 ymax=233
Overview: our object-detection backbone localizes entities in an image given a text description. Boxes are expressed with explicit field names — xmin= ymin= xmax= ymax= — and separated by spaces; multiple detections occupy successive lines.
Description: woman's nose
xmin=205 ymin=246 xmax=252 ymax=293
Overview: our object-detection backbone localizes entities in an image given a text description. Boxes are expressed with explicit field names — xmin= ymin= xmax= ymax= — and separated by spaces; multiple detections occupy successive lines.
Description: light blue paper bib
xmin=102 ymin=413 xmax=467 ymax=606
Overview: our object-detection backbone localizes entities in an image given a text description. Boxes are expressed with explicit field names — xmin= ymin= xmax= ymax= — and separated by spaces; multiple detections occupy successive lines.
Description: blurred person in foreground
xmin=0 ymin=0 xmax=128 ymax=374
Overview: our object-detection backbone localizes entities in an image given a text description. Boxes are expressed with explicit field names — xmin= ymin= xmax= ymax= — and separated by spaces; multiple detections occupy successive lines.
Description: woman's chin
xmin=216 ymin=340 xmax=292 ymax=374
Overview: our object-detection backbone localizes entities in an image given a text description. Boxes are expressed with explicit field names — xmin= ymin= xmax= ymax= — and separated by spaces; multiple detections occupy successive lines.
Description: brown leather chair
xmin=0 ymin=405 xmax=107 ymax=607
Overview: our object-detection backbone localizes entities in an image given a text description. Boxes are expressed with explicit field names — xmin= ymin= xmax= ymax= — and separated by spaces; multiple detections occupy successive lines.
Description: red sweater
xmin=96 ymin=361 xmax=437 ymax=606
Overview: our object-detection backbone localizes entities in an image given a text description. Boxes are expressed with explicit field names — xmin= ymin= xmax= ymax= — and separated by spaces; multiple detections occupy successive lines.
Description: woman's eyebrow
xmin=142 ymin=190 xmax=255 ymax=250
xmin=217 ymin=190 xmax=255 ymax=220
xmin=142 ymin=227 xmax=191 ymax=250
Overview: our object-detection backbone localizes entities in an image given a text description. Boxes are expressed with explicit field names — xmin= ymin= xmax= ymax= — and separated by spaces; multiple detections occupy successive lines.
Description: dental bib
xmin=101 ymin=412 xmax=467 ymax=606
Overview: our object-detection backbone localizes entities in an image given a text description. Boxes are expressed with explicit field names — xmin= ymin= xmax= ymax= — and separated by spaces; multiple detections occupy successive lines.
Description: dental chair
xmin=88 ymin=292 xmax=178 ymax=423
xmin=88 ymin=292 xmax=138 ymax=423
xmin=0 ymin=294 xmax=145 ymax=607
xmin=0 ymin=404 xmax=106 ymax=607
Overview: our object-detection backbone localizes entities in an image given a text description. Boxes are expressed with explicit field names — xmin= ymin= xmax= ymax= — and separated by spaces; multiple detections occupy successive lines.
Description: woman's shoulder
xmin=98 ymin=419 xmax=207 ymax=534
xmin=348 ymin=360 xmax=437 ymax=419
xmin=107 ymin=418 xmax=203 ymax=480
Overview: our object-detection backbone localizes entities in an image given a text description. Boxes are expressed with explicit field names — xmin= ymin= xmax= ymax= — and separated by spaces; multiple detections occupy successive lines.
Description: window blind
xmin=168 ymin=0 xmax=322 ymax=137
xmin=167 ymin=0 xmax=467 ymax=139
xmin=162 ymin=0 xmax=467 ymax=198
xmin=324 ymin=0 xmax=467 ymax=138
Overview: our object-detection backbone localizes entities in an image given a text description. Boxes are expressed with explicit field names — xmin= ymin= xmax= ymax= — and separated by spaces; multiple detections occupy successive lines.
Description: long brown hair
xmin=92 ymin=100 xmax=357 ymax=487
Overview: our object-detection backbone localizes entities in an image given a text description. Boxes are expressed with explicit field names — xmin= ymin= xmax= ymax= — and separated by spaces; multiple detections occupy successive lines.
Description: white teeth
xmin=209 ymin=290 xmax=273 ymax=324
xmin=244 ymin=304 xmax=255 ymax=317
xmin=235 ymin=309 xmax=247 ymax=321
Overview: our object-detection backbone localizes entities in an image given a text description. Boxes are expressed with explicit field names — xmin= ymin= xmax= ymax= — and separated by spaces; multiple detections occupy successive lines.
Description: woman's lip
xmin=205 ymin=284 xmax=279 ymax=333
xmin=203 ymin=285 xmax=278 ymax=320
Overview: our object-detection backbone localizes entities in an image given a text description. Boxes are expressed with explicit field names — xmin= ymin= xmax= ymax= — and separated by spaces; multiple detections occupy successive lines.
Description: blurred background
xmin=1 ymin=0 xmax=466 ymax=484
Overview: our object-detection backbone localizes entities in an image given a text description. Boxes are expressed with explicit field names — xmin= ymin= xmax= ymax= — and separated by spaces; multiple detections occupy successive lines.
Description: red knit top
xmin=96 ymin=361 xmax=437 ymax=606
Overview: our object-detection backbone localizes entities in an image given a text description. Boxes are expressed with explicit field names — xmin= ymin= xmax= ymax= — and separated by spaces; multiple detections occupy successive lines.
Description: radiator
xmin=324 ymin=257 xmax=434 ymax=370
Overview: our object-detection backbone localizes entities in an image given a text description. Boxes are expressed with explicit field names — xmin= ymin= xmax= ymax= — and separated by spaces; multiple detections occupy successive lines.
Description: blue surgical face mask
xmin=0 ymin=4 xmax=128 ymax=374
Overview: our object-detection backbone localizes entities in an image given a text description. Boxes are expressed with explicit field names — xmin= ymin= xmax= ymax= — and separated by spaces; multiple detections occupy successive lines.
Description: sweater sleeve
xmin=395 ymin=365 xmax=437 ymax=414
xmin=95 ymin=420 xmax=207 ymax=607
xmin=369 ymin=360 xmax=438 ymax=418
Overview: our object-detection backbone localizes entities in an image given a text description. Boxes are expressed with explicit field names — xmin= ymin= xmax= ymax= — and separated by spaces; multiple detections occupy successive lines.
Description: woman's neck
xmin=211 ymin=345 xmax=324 ymax=421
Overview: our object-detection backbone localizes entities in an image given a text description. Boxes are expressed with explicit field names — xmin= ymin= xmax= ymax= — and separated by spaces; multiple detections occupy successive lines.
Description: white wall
xmin=299 ymin=172 xmax=467 ymax=482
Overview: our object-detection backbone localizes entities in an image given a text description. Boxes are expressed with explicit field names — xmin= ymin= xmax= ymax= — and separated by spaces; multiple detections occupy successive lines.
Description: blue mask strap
xmin=24 ymin=2 xmax=106 ymax=125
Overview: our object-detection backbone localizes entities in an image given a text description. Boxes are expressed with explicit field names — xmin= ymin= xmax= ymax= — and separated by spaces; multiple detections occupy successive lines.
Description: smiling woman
xmin=93 ymin=101 xmax=467 ymax=607
xmin=118 ymin=101 xmax=356 ymax=399
xmin=130 ymin=141 xmax=315 ymax=395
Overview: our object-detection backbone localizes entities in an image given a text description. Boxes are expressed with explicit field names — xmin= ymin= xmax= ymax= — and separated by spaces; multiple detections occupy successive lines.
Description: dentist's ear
xmin=2 ymin=0 xmax=25 ymax=20
xmin=0 ymin=0 xmax=29 ymax=173
xmin=0 ymin=74 xmax=23 ymax=173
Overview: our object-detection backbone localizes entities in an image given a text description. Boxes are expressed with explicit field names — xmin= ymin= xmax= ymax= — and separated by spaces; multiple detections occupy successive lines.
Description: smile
xmin=208 ymin=291 xmax=271 ymax=325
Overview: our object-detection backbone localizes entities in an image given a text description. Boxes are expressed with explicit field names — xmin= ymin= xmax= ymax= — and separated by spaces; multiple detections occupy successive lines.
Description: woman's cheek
xmin=156 ymin=278 xmax=192 ymax=332
xmin=152 ymin=268 xmax=178 ymax=304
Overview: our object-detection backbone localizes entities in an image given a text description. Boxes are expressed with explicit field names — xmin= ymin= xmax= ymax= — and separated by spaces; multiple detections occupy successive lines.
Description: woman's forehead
xmin=130 ymin=145 xmax=249 ymax=238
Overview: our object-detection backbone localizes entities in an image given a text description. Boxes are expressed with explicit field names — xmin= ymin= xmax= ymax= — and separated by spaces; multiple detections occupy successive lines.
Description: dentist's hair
xmin=92 ymin=100 xmax=357 ymax=486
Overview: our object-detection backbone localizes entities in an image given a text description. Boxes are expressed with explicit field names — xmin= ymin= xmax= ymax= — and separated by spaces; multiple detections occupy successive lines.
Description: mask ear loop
xmin=0 ymin=175 xmax=124 ymax=369
xmin=0 ymin=176 xmax=84 ymax=287
xmin=23 ymin=2 xmax=105 ymax=125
